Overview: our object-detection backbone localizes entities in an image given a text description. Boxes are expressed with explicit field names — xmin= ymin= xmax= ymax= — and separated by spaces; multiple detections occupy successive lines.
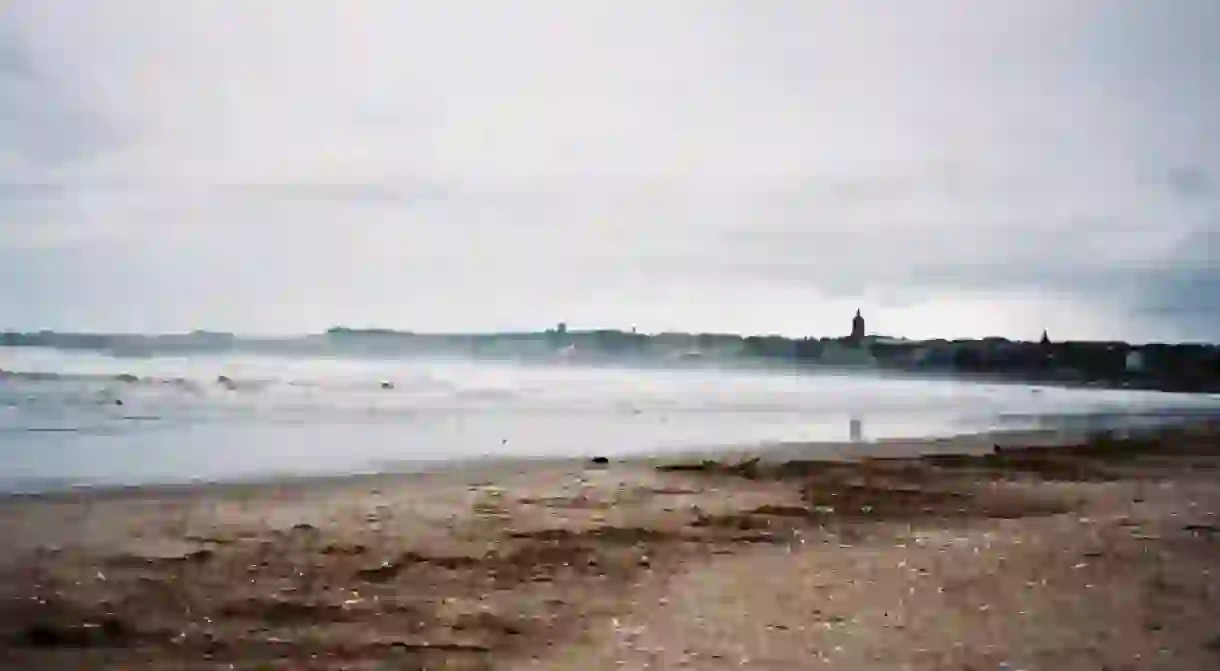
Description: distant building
xmin=1126 ymin=349 xmax=1145 ymax=373
xmin=850 ymin=309 xmax=866 ymax=344
xmin=823 ymin=309 xmax=875 ymax=365
xmin=556 ymin=322 xmax=568 ymax=335
xmin=820 ymin=339 xmax=877 ymax=366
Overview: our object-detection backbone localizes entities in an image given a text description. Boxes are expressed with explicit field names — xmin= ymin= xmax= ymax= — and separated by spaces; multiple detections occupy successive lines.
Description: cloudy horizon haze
xmin=3 ymin=2 xmax=1219 ymax=343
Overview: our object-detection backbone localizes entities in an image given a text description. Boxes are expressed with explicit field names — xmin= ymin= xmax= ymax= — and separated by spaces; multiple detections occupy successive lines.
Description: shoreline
xmin=0 ymin=418 xmax=1206 ymax=502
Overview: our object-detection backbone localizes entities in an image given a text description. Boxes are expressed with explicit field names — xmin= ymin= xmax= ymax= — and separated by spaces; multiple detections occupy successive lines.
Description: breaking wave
xmin=3 ymin=345 xmax=1220 ymax=491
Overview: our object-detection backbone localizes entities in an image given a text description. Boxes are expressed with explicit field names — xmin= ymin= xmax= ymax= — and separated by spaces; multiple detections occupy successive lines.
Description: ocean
xmin=2 ymin=346 xmax=1219 ymax=492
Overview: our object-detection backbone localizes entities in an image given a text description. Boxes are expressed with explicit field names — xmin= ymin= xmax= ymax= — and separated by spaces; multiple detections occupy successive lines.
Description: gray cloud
xmin=2 ymin=1 xmax=1220 ymax=341
xmin=0 ymin=30 xmax=119 ymax=168
xmin=1161 ymin=168 xmax=1214 ymax=201
xmin=211 ymin=183 xmax=446 ymax=204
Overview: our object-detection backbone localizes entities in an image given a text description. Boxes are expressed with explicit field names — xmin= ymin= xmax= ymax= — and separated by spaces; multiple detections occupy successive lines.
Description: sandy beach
xmin=2 ymin=426 xmax=1219 ymax=670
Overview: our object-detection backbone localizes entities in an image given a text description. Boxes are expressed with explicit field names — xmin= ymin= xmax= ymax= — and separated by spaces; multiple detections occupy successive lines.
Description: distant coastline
xmin=3 ymin=325 xmax=1219 ymax=394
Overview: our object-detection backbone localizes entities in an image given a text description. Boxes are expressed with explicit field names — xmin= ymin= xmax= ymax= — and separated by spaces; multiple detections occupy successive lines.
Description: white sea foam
xmin=2 ymin=346 xmax=1218 ymax=491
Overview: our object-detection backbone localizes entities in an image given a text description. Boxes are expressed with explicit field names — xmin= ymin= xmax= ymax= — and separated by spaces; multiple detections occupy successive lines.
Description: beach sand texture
xmin=2 ymin=426 xmax=1219 ymax=670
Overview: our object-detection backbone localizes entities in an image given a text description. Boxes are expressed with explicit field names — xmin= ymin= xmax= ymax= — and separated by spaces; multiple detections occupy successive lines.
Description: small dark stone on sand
xmin=19 ymin=616 xmax=130 ymax=648
xmin=114 ymin=399 xmax=124 ymax=406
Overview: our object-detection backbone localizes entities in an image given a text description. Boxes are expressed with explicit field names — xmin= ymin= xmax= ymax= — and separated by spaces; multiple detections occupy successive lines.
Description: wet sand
xmin=2 ymin=425 xmax=1219 ymax=670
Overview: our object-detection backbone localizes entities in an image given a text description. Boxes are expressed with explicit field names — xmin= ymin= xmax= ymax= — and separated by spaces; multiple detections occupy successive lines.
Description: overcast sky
xmin=2 ymin=2 xmax=1218 ymax=342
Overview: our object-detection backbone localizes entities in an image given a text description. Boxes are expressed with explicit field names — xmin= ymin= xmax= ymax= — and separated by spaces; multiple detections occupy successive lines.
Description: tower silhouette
xmin=850 ymin=309 xmax=866 ymax=343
